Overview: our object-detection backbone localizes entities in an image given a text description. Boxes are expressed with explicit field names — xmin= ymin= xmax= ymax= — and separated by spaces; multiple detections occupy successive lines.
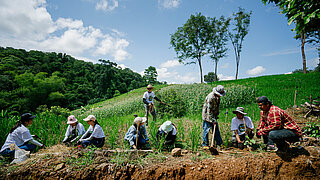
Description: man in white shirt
xmin=143 ymin=84 xmax=162 ymax=125
xmin=230 ymin=107 xmax=254 ymax=149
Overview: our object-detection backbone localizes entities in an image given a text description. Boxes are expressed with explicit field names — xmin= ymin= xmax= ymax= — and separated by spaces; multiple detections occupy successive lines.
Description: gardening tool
xmin=209 ymin=124 xmax=219 ymax=155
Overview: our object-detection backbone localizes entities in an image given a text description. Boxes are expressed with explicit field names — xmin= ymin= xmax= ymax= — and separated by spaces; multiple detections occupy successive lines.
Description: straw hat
xmin=67 ymin=115 xmax=78 ymax=124
xmin=147 ymin=84 xmax=154 ymax=89
xmin=232 ymin=107 xmax=247 ymax=115
xmin=134 ymin=117 xmax=147 ymax=125
xmin=213 ymin=85 xmax=226 ymax=96
xmin=160 ymin=121 xmax=173 ymax=133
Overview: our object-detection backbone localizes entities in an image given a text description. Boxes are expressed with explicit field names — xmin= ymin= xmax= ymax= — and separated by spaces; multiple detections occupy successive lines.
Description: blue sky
xmin=0 ymin=0 xmax=318 ymax=83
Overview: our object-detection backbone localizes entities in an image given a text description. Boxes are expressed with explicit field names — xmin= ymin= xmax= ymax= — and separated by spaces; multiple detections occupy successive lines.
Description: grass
xmin=0 ymin=73 xmax=319 ymax=155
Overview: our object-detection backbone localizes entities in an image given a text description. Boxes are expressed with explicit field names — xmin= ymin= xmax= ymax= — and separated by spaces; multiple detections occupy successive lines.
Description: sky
xmin=0 ymin=0 xmax=318 ymax=84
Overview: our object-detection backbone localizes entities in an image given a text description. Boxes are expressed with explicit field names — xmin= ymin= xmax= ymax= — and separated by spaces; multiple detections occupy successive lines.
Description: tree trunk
xmin=198 ymin=57 xmax=203 ymax=83
xmin=235 ymin=55 xmax=240 ymax=80
xmin=214 ymin=59 xmax=218 ymax=81
xmin=301 ymin=32 xmax=307 ymax=74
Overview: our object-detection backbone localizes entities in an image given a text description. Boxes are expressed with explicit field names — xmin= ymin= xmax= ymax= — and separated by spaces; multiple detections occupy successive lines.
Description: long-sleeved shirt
xmin=63 ymin=123 xmax=86 ymax=142
xmin=124 ymin=124 xmax=149 ymax=146
xmin=257 ymin=105 xmax=302 ymax=136
xmin=79 ymin=124 xmax=105 ymax=142
xmin=202 ymin=92 xmax=220 ymax=123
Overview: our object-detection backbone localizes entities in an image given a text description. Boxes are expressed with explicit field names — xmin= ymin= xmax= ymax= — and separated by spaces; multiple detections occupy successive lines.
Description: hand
xmin=41 ymin=144 xmax=46 ymax=149
xmin=132 ymin=145 xmax=137 ymax=149
xmin=256 ymin=131 xmax=261 ymax=139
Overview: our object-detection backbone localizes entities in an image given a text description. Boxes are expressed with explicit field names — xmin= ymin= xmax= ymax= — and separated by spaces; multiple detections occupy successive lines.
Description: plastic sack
xmin=9 ymin=144 xmax=30 ymax=164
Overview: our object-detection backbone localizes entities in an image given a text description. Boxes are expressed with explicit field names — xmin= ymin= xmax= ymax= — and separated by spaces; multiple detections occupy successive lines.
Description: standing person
xmin=78 ymin=115 xmax=105 ymax=148
xmin=62 ymin=115 xmax=86 ymax=145
xmin=202 ymin=85 xmax=226 ymax=148
xmin=230 ymin=107 xmax=254 ymax=149
xmin=143 ymin=84 xmax=162 ymax=125
xmin=156 ymin=121 xmax=177 ymax=146
xmin=256 ymin=96 xmax=302 ymax=152
xmin=124 ymin=116 xmax=150 ymax=149
xmin=0 ymin=113 xmax=44 ymax=158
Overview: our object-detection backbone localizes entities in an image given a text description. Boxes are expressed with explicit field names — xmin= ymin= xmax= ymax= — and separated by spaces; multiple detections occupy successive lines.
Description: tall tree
xmin=170 ymin=13 xmax=211 ymax=83
xmin=262 ymin=0 xmax=320 ymax=74
xmin=208 ymin=16 xmax=230 ymax=81
xmin=228 ymin=8 xmax=252 ymax=80
xmin=144 ymin=66 xmax=158 ymax=84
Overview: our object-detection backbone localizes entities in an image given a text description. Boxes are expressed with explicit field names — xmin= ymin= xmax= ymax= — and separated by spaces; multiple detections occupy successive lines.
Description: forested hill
xmin=0 ymin=46 xmax=148 ymax=115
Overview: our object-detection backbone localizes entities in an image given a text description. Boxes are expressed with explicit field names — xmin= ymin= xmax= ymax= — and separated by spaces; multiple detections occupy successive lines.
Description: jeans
xmin=81 ymin=138 xmax=105 ymax=148
xmin=144 ymin=104 xmax=156 ymax=123
xmin=132 ymin=135 xmax=148 ymax=148
xmin=263 ymin=129 xmax=299 ymax=150
xmin=0 ymin=144 xmax=36 ymax=158
xmin=202 ymin=120 xmax=223 ymax=146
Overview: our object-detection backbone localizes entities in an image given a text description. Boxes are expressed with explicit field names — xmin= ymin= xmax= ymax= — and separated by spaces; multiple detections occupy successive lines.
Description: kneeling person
xmin=124 ymin=117 xmax=149 ymax=149
xmin=231 ymin=107 xmax=254 ymax=149
xmin=156 ymin=121 xmax=177 ymax=146
xmin=78 ymin=115 xmax=105 ymax=148
xmin=63 ymin=115 xmax=86 ymax=145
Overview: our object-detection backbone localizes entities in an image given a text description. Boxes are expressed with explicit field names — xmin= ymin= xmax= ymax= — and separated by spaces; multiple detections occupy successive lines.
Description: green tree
xmin=170 ymin=13 xmax=211 ymax=83
xmin=228 ymin=8 xmax=252 ymax=80
xmin=262 ymin=0 xmax=320 ymax=74
xmin=208 ymin=16 xmax=230 ymax=81
xmin=204 ymin=72 xmax=219 ymax=83
xmin=144 ymin=66 xmax=158 ymax=84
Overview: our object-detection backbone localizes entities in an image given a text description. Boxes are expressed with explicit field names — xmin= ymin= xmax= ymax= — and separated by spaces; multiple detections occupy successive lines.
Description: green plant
xmin=303 ymin=122 xmax=320 ymax=138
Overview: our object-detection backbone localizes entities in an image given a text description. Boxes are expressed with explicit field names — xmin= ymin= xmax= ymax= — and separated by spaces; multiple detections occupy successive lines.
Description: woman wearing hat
xmin=230 ymin=107 xmax=254 ymax=149
xmin=0 ymin=113 xmax=44 ymax=158
xmin=143 ymin=84 xmax=162 ymax=125
xmin=156 ymin=121 xmax=177 ymax=146
xmin=78 ymin=115 xmax=105 ymax=148
xmin=124 ymin=116 xmax=149 ymax=149
xmin=62 ymin=115 xmax=86 ymax=145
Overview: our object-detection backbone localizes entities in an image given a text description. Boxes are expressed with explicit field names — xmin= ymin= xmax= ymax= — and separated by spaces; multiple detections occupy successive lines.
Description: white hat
xmin=83 ymin=115 xmax=96 ymax=122
xmin=160 ymin=121 xmax=173 ymax=133
xmin=213 ymin=85 xmax=226 ymax=96
xmin=67 ymin=115 xmax=78 ymax=124
xmin=134 ymin=117 xmax=147 ymax=125
xmin=232 ymin=107 xmax=247 ymax=115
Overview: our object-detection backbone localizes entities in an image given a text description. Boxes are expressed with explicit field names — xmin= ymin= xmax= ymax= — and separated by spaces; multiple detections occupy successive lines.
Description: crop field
xmin=1 ymin=72 xmax=319 ymax=150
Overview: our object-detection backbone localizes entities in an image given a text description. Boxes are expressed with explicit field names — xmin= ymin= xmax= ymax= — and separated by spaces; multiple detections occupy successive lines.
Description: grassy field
xmin=1 ymin=72 xmax=319 ymax=150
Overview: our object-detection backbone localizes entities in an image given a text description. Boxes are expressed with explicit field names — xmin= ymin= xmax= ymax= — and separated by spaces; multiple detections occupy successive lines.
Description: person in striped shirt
xmin=256 ymin=96 xmax=302 ymax=152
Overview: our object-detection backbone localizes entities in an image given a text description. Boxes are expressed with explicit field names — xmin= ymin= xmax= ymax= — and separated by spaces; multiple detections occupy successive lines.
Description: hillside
xmin=1 ymin=72 xmax=319 ymax=179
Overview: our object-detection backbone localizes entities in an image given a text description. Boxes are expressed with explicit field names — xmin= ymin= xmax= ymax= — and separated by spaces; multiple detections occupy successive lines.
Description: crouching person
xmin=156 ymin=121 xmax=177 ymax=146
xmin=231 ymin=107 xmax=254 ymax=149
xmin=256 ymin=96 xmax=302 ymax=152
xmin=0 ymin=113 xmax=44 ymax=158
xmin=124 ymin=117 xmax=149 ymax=149
xmin=78 ymin=115 xmax=105 ymax=148
xmin=62 ymin=115 xmax=86 ymax=146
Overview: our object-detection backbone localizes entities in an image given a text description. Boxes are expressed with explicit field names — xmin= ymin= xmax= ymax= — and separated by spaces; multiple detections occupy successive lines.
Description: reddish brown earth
xmin=0 ymin=109 xmax=319 ymax=180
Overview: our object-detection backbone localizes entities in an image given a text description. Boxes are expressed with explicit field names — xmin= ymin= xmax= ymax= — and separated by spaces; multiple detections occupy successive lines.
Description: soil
xmin=0 ymin=108 xmax=319 ymax=180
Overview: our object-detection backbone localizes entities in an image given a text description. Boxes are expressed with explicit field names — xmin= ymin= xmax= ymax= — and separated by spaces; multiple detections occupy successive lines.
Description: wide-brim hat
xmin=232 ymin=107 xmax=247 ymax=115
xmin=160 ymin=121 xmax=173 ymax=133
xmin=67 ymin=115 xmax=78 ymax=124
xmin=134 ymin=117 xmax=147 ymax=125
xmin=213 ymin=85 xmax=226 ymax=96
xmin=84 ymin=115 xmax=96 ymax=122
xmin=21 ymin=113 xmax=36 ymax=121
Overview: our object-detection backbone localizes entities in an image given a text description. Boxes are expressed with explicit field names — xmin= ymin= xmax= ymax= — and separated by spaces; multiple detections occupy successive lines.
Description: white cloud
xmin=160 ymin=60 xmax=182 ymax=68
xmin=95 ymin=0 xmax=118 ymax=11
xmin=308 ymin=57 xmax=319 ymax=68
xmin=220 ymin=63 xmax=230 ymax=69
xmin=175 ymin=72 xmax=197 ymax=83
xmin=158 ymin=0 xmax=181 ymax=9
xmin=0 ymin=0 xmax=130 ymax=62
xmin=246 ymin=66 xmax=266 ymax=75
xmin=262 ymin=47 xmax=316 ymax=57
xmin=156 ymin=67 xmax=197 ymax=84
xmin=218 ymin=74 xmax=234 ymax=80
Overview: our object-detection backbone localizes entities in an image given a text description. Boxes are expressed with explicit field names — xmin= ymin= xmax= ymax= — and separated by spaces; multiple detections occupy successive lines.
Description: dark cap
xmin=257 ymin=96 xmax=271 ymax=105
xmin=21 ymin=113 xmax=36 ymax=121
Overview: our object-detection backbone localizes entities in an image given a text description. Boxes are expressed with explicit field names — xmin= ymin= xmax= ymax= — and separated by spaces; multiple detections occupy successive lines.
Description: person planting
xmin=202 ymin=85 xmax=225 ymax=148
xmin=156 ymin=121 xmax=177 ymax=146
xmin=124 ymin=116 xmax=150 ymax=149
xmin=78 ymin=115 xmax=105 ymax=148
xmin=231 ymin=107 xmax=254 ymax=149
xmin=143 ymin=84 xmax=162 ymax=125
xmin=0 ymin=113 xmax=45 ymax=158
xmin=256 ymin=96 xmax=302 ymax=152
xmin=62 ymin=115 xmax=86 ymax=146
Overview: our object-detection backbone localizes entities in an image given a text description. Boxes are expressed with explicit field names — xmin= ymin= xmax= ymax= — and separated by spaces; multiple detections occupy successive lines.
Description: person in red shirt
xmin=256 ymin=96 xmax=302 ymax=152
